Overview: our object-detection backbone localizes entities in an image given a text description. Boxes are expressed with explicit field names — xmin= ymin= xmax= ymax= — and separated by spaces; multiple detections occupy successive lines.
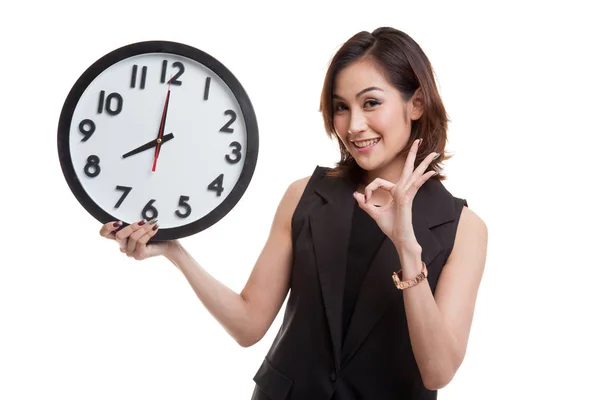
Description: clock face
xmin=58 ymin=41 xmax=259 ymax=241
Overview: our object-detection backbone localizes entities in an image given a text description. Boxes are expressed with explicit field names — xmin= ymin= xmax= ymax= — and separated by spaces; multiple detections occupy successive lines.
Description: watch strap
xmin=392 ymin=261 xmax=428 ymax=290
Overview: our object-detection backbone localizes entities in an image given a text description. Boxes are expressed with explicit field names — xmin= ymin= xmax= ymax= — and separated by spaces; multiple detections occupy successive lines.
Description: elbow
xmin=234 ymin=300 xmax=265 ymax=348
xmin=235 ymin=328 xmax=265 ymax=348
xmin=236 ymin=337 xmax=257 ymax=348
xmin=422 ymin=357 xmax=462 ymax=390
xmin=423 ymin=373 xmax=454 ymax=391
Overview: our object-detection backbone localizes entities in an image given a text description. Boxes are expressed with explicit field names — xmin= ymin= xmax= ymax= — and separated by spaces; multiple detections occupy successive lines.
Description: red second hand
xmin=152 ymin=76 xmax=172 ymax=172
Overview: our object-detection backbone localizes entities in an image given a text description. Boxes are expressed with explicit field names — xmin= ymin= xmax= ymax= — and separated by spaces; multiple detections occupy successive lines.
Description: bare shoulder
xmin=457 ymin=206 xmax=488 ymax=242
xmin=277 ymin=176 xmax=311 ymax=224
xmin=447 ymin=205 xmax=488 ymax=271
xmin=459 ymin=205 xmax=486 ymax=231
xmin=286 ymin=176 xmax=311 ymax=200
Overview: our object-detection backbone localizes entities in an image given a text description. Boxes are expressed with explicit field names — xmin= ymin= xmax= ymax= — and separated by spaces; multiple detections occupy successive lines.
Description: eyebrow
xmin=332 ymin=86 xmax=384 ymax=100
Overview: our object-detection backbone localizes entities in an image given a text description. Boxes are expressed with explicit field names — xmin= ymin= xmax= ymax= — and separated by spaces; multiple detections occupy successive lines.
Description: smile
xmin=352 ymin=138 xmax=380 ymax=151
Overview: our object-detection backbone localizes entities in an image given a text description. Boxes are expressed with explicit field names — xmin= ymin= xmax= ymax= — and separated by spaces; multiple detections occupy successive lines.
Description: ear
xmin=409 ymin=87 xmax=424 ymax=120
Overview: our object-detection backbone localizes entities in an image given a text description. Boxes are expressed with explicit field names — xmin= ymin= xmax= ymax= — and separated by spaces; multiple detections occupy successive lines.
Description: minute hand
xmin=122 ymin=133 xmax=174 ymax=159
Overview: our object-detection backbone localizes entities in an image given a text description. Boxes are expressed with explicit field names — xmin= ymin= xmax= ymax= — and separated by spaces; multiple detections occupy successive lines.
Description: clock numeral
xmin=84 ymin=155 xmax=101 ymax=178
xmin=225 ymin=141 xmax=242 ymax=164
xmin=208 ymin=174 xmax=225 ymax=197
xmin=161 ymin=60 xmax=184 ymax=86
xmin=79 ymin=119 xmax=96 ymax=142
xmin=114 ymin=185 xmax=132 ymax=208
xmin=130 ymin=65 xmax=147 ymax=89
xmin=175 ymin=195 xmax=192 ymax=218
xmin=142 ymin=199 xmax=158 ymax=220
xmin=97 ymin=90 xmax=123 ymax=116
xmin=203 ymin=77 xmax=211 ymax=100
xmin=219 ymin=110 xmax=237 ymax=133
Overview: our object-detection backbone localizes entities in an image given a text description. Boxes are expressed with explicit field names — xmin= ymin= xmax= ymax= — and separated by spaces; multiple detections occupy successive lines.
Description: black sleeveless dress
xmin=251 ymin=166 xmax=468 ymax=400
xmin=342 ymin=203 xmax=386 ymax=346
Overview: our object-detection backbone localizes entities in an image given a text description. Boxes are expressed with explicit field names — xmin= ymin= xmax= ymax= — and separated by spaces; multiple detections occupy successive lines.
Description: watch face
xmin=57 ymin=41 xmax=259 ymax=240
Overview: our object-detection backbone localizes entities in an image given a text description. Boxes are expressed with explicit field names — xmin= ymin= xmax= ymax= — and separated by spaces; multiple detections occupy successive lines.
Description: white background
xmin=1 ymin=1 xmax=598 ymax=399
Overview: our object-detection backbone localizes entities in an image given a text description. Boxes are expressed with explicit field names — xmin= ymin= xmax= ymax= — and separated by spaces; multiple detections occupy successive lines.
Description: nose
xmin=348 ymin=110 xmax=367 ymax=136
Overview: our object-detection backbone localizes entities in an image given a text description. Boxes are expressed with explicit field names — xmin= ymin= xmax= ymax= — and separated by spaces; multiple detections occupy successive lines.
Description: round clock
xmin=57 ymin=41 xmax=259 ymax=241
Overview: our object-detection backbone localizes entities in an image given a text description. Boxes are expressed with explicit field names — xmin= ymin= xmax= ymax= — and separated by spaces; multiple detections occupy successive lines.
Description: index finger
xmin=400 ymin=138 xmax=421 ymax=184
xmin=99 ymin=220 xmax=123 ymax=240
xmin=364 ymin=178 xmax=395 ymax=202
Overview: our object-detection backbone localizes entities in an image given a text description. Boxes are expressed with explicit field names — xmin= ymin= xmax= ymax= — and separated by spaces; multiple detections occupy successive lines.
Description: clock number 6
xmin=142 ymin=199 xmax=158 ymax=220
xmin=225 ymin=141 xmax=242 ymax=164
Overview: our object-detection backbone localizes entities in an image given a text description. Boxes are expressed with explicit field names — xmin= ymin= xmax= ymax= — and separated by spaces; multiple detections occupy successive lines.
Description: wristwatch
xmin=392 ymin=261 xmax=428 ymax=290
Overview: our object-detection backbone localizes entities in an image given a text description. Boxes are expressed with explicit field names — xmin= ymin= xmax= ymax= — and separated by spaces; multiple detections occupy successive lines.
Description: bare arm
xmin=164 ymin=177 xmax=309 ymax=347
xmin=397 ymin=206 xmax=488 ymax=390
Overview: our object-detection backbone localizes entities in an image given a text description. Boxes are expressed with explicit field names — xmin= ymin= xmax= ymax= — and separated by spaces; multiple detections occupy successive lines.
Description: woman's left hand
xmin=353 ymin=138 xmax=440 ymax=249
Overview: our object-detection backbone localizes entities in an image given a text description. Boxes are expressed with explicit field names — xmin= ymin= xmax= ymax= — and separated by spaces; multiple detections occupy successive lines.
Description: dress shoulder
xmin=290 ymin=166 xmax=329 ymax=244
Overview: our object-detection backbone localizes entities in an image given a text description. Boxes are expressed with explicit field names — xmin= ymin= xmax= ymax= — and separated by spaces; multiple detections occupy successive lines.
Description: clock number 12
xmin=161 ymin=60 xmax=184 ymax=86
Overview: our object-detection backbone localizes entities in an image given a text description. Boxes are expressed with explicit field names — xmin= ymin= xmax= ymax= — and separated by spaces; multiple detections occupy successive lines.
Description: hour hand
xmin=122 ymin=133 xmax=174 ymax=159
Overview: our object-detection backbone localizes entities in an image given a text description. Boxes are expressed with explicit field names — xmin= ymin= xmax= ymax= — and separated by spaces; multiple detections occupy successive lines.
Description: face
xmin=332 ymin=59 xmax=422 ymax=179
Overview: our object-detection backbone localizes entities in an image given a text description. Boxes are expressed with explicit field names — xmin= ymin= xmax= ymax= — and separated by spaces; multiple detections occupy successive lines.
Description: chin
xmin=354 ymin=158 xmax=384 ymax=174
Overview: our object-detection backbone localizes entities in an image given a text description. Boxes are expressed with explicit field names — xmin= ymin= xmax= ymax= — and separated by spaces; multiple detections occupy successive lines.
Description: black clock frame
xmin=57 ymin=40 xmax=259 ymax=241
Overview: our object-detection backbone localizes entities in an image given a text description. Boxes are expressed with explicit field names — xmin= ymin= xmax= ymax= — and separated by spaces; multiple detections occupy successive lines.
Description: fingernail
xmin=113 ymin=221 xmax=122 ymax=227
xmin=138 ymin=220 xmax=146 ymax=225
xmin=149 ymin=218 xmax=158 ymax=225
xmin=418 ymin=138 xmax=423 ymax=146
xmin=433 ymin=152 xmax=440 ymax=160
xmin=152 ymin=224 xmax=159 ymax=231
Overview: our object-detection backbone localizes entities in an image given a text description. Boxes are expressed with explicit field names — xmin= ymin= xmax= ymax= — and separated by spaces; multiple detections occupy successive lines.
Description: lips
xmin=351 ymin=138 xmax=381 ymax=151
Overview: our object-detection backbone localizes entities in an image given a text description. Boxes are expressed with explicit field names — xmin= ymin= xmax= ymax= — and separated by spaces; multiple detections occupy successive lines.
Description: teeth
xmin=354 ymin=138 xmax=380 ymax=148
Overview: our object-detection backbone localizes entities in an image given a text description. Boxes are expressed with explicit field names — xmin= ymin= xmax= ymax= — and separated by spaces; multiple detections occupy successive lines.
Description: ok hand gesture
xmin=353 ymin=138 xmax=440 ymax=248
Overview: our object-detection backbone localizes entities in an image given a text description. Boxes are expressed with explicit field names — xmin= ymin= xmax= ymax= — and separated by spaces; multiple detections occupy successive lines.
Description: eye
xmin=333 ymin=103 xmax=348 ymax=112
xmin=364 ymin=99 xmax=381 ymax=108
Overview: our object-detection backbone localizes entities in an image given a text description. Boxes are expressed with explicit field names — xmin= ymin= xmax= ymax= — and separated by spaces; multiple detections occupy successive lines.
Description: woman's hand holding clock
xmin=99 ymin=219 xmax=173 ymax=260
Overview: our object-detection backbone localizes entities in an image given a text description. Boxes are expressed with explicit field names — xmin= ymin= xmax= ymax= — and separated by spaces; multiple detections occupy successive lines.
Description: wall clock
xmin=57 ymin=41 xmax=259 ymax=241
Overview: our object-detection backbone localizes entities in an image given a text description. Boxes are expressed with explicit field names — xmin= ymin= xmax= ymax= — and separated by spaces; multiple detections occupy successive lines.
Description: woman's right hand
xmin=99 ymin=219 xmax=173 ymax=260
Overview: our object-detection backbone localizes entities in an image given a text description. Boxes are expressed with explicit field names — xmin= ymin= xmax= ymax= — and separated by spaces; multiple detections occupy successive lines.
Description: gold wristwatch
xmin=392 ymin=261 xmax=428 ymax=290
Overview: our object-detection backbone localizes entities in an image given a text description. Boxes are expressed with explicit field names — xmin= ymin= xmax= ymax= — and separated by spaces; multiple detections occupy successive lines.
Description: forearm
xmin=396 ymin=246 xmax=461 ymax=390
xmin=164 ymin=241 xmax=256 ymax=347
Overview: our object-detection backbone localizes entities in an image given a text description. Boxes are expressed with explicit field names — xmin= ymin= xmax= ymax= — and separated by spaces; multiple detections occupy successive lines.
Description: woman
xmin=99 ymin=27 xmax=487 ymax=399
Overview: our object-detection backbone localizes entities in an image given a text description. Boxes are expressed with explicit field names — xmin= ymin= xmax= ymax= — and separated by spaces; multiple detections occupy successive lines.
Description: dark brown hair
xmin=319 ymin=27 xmax=452 ymax=183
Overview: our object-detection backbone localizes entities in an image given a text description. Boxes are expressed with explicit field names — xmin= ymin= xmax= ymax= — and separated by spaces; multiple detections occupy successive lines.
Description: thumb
xmin=353 ymin=191 xmax=380 ymax=221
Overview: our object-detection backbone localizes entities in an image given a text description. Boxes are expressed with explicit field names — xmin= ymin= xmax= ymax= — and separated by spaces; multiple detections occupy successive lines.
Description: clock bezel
xmin=57 ymin=40 xmax=259 ymax=241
